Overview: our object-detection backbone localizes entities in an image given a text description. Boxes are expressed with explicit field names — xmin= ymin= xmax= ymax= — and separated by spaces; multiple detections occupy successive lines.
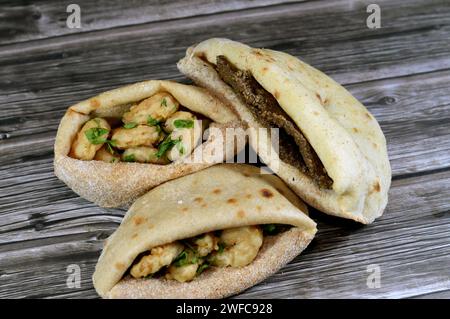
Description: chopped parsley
xmin=173 ymin=119 xmax=194 ymax=129
xmin=217 ymin=242 xmax=226 ymax=254
xmin=262 ymin=224 xmax=286 ymax=235
xmin=156 ymin=135 xmax=181 ymax=158
xmin=161 ymin=98 xmax=168 ymax=107
xmin=123 ymin=154 xmax=136 ymax=162
xmin=177 ymin=140 xmax=185 ymax=155
xmin=123 ymin=122 xmax=138 ymax=129
xmin=147 ymin=116 xmax=161 ymax=126
xmin=147 ymin=116 xmax=163 ymax=134
xmin=173 ymin=250 xmax=198 ymax=267
xmin=105 ymin=139 xmax=117 ymax=154
xmin=85 ymin=127 xmax=109 ymax=145
xmin=196 ymin=262 xmax=210 ymax=275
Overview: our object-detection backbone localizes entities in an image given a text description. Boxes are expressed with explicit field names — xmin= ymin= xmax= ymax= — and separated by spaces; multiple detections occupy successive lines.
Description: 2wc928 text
xmin=176 ymin=302 xmax=273 ymax=316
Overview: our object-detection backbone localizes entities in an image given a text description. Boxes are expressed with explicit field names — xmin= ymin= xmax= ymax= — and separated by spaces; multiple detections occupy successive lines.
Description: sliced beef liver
xmin=216 ymin=55 xmax=332 ymax=189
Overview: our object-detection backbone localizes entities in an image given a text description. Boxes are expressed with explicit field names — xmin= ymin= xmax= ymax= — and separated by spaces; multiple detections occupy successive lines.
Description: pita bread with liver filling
xmin=93 ymin=164 xmax=317 ymax=299
xmin=54 ymin=80 xmax=243 ymax=208
xmin=177 ymin=38 xmax=391 ymax=224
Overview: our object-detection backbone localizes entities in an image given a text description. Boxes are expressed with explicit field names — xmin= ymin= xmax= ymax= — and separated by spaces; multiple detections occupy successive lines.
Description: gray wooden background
xmin=0 ymin=0 xmax=449 ymax=299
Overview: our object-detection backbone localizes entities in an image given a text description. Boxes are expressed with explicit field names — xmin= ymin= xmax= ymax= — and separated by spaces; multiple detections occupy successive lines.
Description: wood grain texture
xmin=0 ymin=0 xmax=449 ymax=299
xmin=0 ymin=0 xmax=303 ymax=45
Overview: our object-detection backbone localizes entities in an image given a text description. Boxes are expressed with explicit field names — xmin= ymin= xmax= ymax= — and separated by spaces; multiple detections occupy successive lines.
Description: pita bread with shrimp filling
xmin=54 ymin=80 xmax=243 ymax=208
xmin=92 ymin=164 xmax=317 ymax=299
xmin=177 ymin=38 xmax=391 ymax=224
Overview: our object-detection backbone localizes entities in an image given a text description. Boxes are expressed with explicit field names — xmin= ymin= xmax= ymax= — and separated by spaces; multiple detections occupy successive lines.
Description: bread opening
xmin=215 ymin=56 xmax=332 ymax=189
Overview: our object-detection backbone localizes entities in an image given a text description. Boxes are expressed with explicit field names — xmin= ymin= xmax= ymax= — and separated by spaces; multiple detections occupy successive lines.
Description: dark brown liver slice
xmin=216 ymin=55 xmax=332 ymax=189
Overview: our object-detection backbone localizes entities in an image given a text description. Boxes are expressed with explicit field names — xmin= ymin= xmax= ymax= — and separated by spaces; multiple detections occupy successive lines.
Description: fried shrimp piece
xmin=210 ymin=226 xmax=263 ymax=267
xmin=130 ymin=242 xmax=184 ymax=278
xmin=166 ymin=263 xmax=199 ymax=283
xmin=71 ymin=118 xmax=111 ymax=160
xmin=111 ymin=125 xmax=163 ymax=149
xmin=163 ymin=111 xmax=196 ymax=133
xmin=122 ymin=146 xmax=170 ymax=164
xmin=193 ymin=233 xmax=219 ymax=257
xmin=122 ymin=93 xmax=179 ymax=125
xmin=94 ymin=145 xmax=120 ymax=163
xmin=165 ymin=250 xmax=201 ymax=283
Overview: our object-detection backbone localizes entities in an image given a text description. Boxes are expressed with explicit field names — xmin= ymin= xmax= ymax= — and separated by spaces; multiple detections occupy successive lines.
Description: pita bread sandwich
xmin=54 ymin=80 xmax=243 ymax=208
xmin=178 ymin=38 xmax=391 ymax=224
xmin=93 ymin=164 xmax=317 ymax=299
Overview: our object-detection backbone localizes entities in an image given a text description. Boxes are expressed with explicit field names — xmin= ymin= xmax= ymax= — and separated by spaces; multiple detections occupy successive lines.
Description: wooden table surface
xmin=0 ymin=0 xmax=449 ymax=299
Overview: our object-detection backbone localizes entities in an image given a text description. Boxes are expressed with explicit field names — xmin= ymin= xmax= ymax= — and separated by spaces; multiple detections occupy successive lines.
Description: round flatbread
xmin=93 ymin=164 xmax=317 ymax=298
xmin=177 ymin=38 xmax=391 ymax=224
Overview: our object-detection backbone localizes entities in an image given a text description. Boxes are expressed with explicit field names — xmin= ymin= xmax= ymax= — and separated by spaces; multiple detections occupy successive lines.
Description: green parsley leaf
xmin=123 ymin=122 xmax=138 ymax=129
xmin=161 ymin=98 xmax=168 ymax=107
xmin=108 ymin=139 xmax=117 ymax=147
xmin=262 ymin=224 xmax=278 ymax=235
xmin=196 ymin=262 xmax=210 ymax=275
xmin=110 ymin=158 xmax=118 ymax=163
xmin=217 ymin=242 xmax=226 ymax=254
xmin=156 ymin=135 xmax=181 ymax=158
xmin=105 ymin=139 xmax=117 ymax=154
xmin=173 ymin=119 xmax=194 ymax=129
xmin=147 ymin=116 xmax=161 ymax=126
xmin=85 ymin=127 xmax=109 ymax=145
xmin=173 ymin=249 xmax=198 ymax=267
xmin=123 ymin=154 xmax=136 ymax=162
xmin=173 ymin=251 xmax=188 ymax=267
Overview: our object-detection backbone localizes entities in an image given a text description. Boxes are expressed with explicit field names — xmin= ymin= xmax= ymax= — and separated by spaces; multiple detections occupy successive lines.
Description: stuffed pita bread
xmin=177 ymin=38 xmax=391 ymax=224
xmin=93 ymin=164 xmax=316 ymax=298
xmin=54 ymin=80 xmax=242 ymax=208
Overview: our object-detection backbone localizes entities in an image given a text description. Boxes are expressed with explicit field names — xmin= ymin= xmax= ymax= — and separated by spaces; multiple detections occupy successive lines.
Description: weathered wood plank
xmin=0 ymin=0 xmax=303 ymax=45
xmin=412 ymin=289 xmax=450 ymax=299
xmin=0 ymin=169 xmax=448 ymax=298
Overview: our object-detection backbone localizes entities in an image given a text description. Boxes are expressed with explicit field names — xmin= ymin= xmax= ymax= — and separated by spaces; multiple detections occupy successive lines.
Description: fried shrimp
xmin=94 ymin=145 xmax=120 ymax=163
xmin=122 ymin=93 xmax=179 ymax=125
xmin=211 ymin=226 xmax=263 ymax=267
xmin=193 ymin=233 xmax=219 ymax=257
xmin=130 ymin=242 xmax=183 ymax=278
xmin=122 ymin=146 xmax=170 ymax=164
xmin=164 ymin=111 xmax=196 ymax=133
xmin=166 ymin=249 xmax=201 ymax=282
xmin=71 ymin=118 xmax=111 ymax=160
xmin=111 ymin=125 xmax=163 ymax=149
